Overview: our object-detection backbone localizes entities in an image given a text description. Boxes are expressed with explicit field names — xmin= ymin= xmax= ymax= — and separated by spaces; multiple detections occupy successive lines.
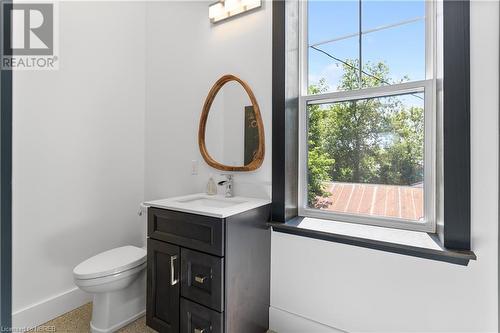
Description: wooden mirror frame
xmin=198 ymin=74 xmax=265 ymax=172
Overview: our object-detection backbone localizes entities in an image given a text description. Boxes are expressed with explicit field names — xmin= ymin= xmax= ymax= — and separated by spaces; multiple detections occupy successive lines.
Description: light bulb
xmin=209 ymin=2 xmax=224 ymax=20
xmin=241 ymin=0 xmax=261 ymax=10
xmin=224 ymin=0 xmax=240 ymax=13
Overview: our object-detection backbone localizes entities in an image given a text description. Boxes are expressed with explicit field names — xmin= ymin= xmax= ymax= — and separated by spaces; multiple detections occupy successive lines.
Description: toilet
xmin=73 ymin=245 xmax=147 ymax=333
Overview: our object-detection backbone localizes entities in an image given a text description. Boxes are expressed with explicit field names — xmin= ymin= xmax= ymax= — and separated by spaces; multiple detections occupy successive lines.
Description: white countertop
xmin=144 ymin=193 xmax=271 ymax=218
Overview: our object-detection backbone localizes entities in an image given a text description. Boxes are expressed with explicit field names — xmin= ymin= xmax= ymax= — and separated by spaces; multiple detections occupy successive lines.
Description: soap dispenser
xmin=206 ymin=175 xmax=217 ymax=195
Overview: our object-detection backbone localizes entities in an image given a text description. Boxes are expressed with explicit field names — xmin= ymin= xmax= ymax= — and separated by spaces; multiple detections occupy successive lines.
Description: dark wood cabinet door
xmin=180 ymin=298 xmax=223 ymax=333
xmin=147 ymin=239 xmax=180 ymax=333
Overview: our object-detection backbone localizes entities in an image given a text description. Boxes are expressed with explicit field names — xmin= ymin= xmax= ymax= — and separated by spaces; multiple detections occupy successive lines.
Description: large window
xmin=299 ymin=0 xmax=436 ymax=232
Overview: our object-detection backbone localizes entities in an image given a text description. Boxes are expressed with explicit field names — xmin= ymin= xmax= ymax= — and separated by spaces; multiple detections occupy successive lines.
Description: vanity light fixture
xmin=208 ymin=0 xmax=262 ymax=23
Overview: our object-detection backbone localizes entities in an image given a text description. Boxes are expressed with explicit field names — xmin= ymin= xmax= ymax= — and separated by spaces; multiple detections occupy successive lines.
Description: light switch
xmin=191 ymin=160 xmax=199 ymax=175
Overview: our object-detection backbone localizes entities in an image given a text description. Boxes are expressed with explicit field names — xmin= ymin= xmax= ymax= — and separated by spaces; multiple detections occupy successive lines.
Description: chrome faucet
xmin=218 ymin=174 xmax=233 ymax=198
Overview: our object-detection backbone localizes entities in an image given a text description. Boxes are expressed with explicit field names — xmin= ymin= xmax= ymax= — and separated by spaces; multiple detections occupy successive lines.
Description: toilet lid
xmin=73 ymin=246 xmax=146 ymax=280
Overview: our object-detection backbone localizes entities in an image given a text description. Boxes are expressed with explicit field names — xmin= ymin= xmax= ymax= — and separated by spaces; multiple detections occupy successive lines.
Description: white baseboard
xmin=12 ymin=287 xmax=92 ymax=331
xmin=269 ymin=306 xmax=345 ymax=333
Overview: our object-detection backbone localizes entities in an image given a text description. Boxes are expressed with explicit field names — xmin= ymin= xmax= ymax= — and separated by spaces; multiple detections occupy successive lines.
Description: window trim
xmin=442 ymin=0 xmax=471 ymax=250
xmin=268 ymin=218 xmax=476 ymax=266
xmin=271 ymin=0 xmax=299 ymax=222
xmin=297 ymin=0 xmax=437 ymax=233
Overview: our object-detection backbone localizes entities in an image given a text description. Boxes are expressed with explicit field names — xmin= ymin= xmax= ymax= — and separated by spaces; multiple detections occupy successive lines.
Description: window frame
xmin=297 ymin=0 xmax=437 ymax=233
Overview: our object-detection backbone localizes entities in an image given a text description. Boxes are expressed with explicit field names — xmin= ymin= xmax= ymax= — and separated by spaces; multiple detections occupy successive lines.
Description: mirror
xmin=199 ymin=75 xmax=265 ymax=172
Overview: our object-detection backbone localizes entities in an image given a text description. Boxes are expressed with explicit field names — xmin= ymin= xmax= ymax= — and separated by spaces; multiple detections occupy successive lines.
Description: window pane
xmin=308 ymin=0 xmax=359 ymax=93
xmin=308 ymin=36 xmax=360 ymax=93
xmin=362 ymin=1 xmax=425 ymax=31
xmin=307 ymin=0 xmax=427 ymax=93
xmin=307 ymin=92 xmax=425 ymax=222
xmin=308 ymin=1 xmax=358 ymax=45
xmin=362 ymin=15 xmax=425 ymax=85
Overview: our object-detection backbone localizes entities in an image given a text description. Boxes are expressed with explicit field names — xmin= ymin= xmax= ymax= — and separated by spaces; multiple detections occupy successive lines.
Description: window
xmin=299 ymin=0 xmax=436 ymax=232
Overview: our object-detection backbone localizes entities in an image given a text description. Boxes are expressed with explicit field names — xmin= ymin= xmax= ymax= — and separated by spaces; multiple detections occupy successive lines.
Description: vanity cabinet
xmin=146 ymin=204 xmax=271 ymax=333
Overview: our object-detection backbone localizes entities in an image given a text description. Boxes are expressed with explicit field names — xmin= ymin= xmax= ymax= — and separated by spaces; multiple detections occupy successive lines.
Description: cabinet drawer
xmin=180 ymin=298 xmax=223 ymax=333
xmin=148 ymin=208 xmax=224 ymax=256
xmin=181 ymin=248 xmax=224 ymax=312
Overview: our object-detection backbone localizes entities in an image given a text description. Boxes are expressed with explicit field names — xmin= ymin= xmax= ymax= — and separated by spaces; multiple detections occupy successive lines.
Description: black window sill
xmin=268 ymin=217 xmax=476 ymax=266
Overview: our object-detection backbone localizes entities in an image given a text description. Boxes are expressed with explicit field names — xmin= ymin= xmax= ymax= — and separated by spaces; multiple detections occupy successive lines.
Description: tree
xmin=307 ymin=60 xmax=424 ymax=207
xmin=307 ymin=79 xmax=335 ymax=206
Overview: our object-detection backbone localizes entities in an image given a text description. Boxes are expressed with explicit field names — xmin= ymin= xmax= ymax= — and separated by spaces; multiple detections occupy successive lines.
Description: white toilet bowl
xmin=73 ymin=246 xmax=147 ymax=333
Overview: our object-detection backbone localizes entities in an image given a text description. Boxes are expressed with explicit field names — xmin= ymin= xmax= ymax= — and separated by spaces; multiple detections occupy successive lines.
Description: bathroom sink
xmin=144 ymin=193 xmax=271 ymax=218
xmin=175 ymin=196 xmax=246 ymax=208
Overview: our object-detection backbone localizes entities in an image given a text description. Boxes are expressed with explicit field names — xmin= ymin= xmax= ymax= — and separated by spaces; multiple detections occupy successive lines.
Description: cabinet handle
xmin=194 ymin=328 xmax=205 ymax=333
xmin=170 ymin=255 xmax=178 ymax=286
xmin=194 ymin=275 xmax=207 ymax=284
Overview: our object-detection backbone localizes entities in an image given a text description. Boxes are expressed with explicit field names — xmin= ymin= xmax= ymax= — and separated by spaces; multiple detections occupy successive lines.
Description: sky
xmin=308 ymin=0 xmax=426 ymax=93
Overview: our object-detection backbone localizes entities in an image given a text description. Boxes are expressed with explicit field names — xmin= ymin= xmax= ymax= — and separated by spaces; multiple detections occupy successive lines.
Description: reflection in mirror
xmin=199 ymin=75 xmax=265 ymax=172
xmin=205 ymin=81 xmax=258 ymax=167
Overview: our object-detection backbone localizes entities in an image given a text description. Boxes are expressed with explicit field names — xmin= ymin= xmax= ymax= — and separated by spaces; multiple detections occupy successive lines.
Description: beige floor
xmin=30 ymin=302 xmax=277 ymax=333
xmin=30 ymin=302 xmax=156 ymax=333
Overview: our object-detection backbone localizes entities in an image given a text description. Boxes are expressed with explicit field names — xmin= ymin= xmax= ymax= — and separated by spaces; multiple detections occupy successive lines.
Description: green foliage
xmin=307 ymin=79 xmax=335 ymax=206
xmin=307 ymin=60 xmax=424 ymax=207
xmin=307 ymin=147 xmax=334 ymax=205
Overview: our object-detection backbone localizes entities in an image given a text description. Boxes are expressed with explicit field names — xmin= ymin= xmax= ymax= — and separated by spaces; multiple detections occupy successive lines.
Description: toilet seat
xmin=74 ymin=262 xmax=146 ymax=288
xmin=73 ymin=246 xmax=146 ymax=280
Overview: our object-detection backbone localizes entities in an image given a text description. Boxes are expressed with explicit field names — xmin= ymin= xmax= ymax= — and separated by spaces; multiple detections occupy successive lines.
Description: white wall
xmin=144 ymin=1 xmax=272 ymax=201
xmin=270 ymin=1 xmax=499 ymax=332
xmin=12 ymin=2 xmax=146 ymax=328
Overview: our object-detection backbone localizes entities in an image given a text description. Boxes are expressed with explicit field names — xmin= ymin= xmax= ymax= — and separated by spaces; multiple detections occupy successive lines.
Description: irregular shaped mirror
xmin=199 ymin=75 xmax=265 ymax=171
